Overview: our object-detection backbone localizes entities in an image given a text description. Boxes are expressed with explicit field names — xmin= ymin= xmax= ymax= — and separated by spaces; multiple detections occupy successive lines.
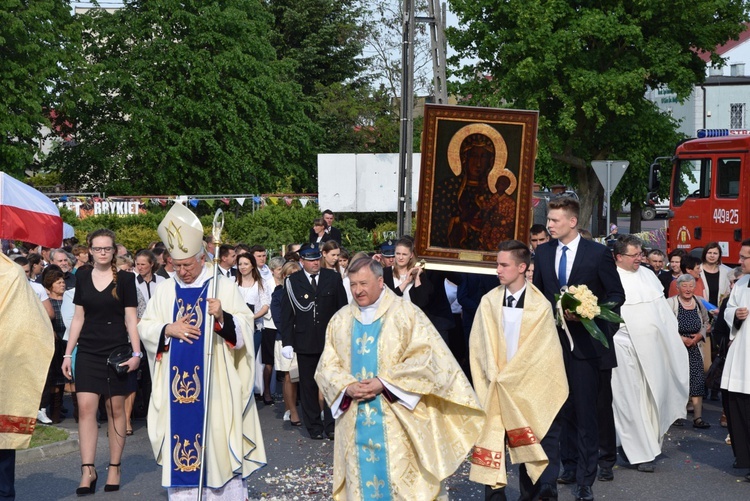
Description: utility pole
xmin=419 ymin=0 xmax=448 ymax=105
xmin=397 ymin=0 xmax=447 ymax=236
xmin=397 ymin=0 xmax=415 ymax=236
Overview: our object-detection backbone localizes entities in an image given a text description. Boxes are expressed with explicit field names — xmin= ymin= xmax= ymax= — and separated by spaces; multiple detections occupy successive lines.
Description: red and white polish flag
xmin=0 ymin=172 xmax=63 ymax=248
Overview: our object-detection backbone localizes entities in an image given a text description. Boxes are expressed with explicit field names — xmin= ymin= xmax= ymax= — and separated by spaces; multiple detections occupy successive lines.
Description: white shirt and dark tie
xmin=555 ymin=233 xmax=581 ymax=287
xmin=303 ymin=270 xmax=318 ymax=292
xmin=219 ymin=266 xmax=234 ymax=279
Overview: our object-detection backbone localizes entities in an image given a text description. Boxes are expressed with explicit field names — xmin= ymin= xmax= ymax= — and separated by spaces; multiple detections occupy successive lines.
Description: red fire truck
xmin=651 ymin=129 xmax=748 ymax=265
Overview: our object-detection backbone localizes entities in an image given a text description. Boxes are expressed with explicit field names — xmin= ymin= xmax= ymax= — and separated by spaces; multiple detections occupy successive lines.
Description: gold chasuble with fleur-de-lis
xmin=169 ymin=280 xmax=210 ymax=486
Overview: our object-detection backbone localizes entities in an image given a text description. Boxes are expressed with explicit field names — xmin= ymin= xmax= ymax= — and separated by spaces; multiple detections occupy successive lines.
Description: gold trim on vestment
xmin=172 ymin=433 xmax=202 ymax=472
xmin=171 ymin=365 xmax=201 ymax=403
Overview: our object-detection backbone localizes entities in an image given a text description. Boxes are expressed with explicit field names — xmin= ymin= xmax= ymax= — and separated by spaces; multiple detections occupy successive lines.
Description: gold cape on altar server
xmin=469 ymin=284 xmax=568 ymax=489
xmin=0 ymin=253 xmax=54 ymax=450
xmin=315 ymin=287 xmax=484 ymax=500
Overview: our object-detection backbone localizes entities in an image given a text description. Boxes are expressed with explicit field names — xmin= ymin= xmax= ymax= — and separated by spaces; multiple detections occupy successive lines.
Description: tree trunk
xmin=575 ymin=168 xmax=603 ymax=233
xmin=630 ymin=200 xmax=642 ymax=233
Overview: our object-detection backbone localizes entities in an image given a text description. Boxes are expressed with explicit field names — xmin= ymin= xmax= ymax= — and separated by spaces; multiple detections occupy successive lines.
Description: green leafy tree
xmin=50 ymin=0 xmax=319 ymax=194
xmin=448 ymin=0 xmax=749 ymax=226
xmin=0 ymin=0 xmax=77 ymax=178
xmin=266 ymin=0 xmax=374 ymax=156
xmin=266 ymin=0 xmax=369 ymax=95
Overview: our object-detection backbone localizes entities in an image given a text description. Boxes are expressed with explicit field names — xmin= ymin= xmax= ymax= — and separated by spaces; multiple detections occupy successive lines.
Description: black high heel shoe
xmin=76 ymin=464 xmax=97 ymax=496
xmin=104 ymin=463 xmax=121 ymax=492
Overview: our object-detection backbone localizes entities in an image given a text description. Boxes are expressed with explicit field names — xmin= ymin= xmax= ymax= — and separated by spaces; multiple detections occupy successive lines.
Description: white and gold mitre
xmin=157 ymin=203 xmax=204 ymax=260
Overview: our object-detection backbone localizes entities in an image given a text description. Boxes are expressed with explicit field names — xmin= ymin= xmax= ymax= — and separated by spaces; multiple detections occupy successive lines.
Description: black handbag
xmin=107 ymin=347 xmax=133 ymax=377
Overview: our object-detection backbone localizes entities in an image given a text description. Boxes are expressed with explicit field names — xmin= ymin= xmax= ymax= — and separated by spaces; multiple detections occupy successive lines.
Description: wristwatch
xmin=132 ymin=351 xmax=144 ymax=359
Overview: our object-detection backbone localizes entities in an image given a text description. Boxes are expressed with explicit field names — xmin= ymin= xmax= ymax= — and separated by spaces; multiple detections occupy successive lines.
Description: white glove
xmin=281 ymin=346 xmax=294 ymax=360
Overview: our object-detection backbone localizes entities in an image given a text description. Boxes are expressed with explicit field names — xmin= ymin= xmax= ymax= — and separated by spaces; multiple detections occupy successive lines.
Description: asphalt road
xmin=13 ymin=390 xmax=750 ymax=500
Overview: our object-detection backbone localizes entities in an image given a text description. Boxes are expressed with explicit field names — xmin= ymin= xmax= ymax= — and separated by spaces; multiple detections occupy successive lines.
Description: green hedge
xmin=62 ymin=204 xmax=393 ymax=256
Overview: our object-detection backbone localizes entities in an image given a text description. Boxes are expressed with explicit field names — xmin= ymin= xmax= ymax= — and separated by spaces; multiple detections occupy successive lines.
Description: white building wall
xmin=705 ymin=86 xmax=750 ymax=130
xmin=318 ymin=153 xmax=421 ymax=212
xmin=708 ymin=43 xmax=750 ymax=77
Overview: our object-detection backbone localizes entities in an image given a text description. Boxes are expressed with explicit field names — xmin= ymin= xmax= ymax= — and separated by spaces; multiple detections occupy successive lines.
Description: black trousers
xmin=296 ymin=353 xmax=334 ymax=437
xmin=559 ymin=354 xmax=601 ymax=486
xmin=485 ymin=485 xmax=508 ymax=500
xmin=0 ymin=449 xmax=15 ymax=500
xmin=530 ymin=415 xmax=562 ymax=498
xmin=561 ymin=368 xmax=615 ymax=474
xmin=597 ymin=369 xmax=617 ymax=469
xmin=484 ymin=462 xmax=551 ymax=500
xmin=727 ymin=391 xmax=750 ymax=469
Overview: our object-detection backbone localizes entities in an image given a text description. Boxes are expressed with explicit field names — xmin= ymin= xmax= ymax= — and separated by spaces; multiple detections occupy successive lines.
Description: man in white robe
xmin=611 ymin=235 xmax=689 ymax=471
xmin=315 ymin=258 xmax=484 ymax=500
xmin=721 ymin=238 xmax=750 ymax=481
xmin=139 ymin=203 xmax=265 ymax=499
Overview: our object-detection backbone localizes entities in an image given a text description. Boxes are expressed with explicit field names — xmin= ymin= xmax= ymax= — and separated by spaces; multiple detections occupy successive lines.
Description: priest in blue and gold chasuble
xmin=315 ymin=258 xmax=484 ymax=500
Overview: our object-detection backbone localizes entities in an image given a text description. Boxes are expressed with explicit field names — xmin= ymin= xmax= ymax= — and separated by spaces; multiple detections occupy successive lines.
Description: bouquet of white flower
xmin=554 ymin=284 xmax=623 ymax=348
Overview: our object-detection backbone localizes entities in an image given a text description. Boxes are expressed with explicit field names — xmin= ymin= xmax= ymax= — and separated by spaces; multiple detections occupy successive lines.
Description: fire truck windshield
xmin=673 ymin=159 xmax=710 ymax=205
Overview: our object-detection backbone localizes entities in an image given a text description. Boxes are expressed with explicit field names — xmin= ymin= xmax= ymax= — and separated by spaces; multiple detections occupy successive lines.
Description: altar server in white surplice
xmin=611 ymin=235 xmax=689 ymax=472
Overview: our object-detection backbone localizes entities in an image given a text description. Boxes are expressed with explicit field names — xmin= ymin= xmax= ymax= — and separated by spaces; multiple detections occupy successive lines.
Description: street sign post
xmin=591 ymin=160 xmax=629 ymax=237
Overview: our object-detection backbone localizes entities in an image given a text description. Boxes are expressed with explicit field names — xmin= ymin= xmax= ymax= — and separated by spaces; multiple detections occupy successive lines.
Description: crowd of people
xmin=1 ymin=198 xmax=749 ymax=500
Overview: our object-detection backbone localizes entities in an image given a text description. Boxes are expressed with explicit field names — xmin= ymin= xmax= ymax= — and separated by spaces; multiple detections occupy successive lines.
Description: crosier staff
xmin=197 ymin=208 xmax=224 ymax=500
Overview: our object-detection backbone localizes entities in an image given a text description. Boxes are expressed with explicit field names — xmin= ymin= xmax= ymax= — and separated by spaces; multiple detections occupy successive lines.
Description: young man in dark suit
xmin=217 ymin=244 xmax=237 ymax=279
xmin=532 ymin=197 xmax=625 ymax=501
xmin=279 ymin=243 xmax=348 ymax=440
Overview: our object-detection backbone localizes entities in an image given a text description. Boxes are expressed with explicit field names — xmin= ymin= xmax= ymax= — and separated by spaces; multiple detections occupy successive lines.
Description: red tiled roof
xmin=697 ymin=23 xmax=750 ymax=62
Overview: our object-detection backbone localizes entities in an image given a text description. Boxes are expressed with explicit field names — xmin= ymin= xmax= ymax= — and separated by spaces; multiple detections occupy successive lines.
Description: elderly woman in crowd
xmin=667 ymin=273 xmax=711 ymax=429
xmin=668 ymin=255 xmax=705 ymax=298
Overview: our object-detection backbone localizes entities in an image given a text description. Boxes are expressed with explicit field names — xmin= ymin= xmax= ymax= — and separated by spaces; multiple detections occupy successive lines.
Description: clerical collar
xmin=359 ymin=288 xmax=387 ymax=325
xmin=175 ymin=265 xmax=212 ymax=288
xmin=505 ymin=284 xmax=526 ymax=306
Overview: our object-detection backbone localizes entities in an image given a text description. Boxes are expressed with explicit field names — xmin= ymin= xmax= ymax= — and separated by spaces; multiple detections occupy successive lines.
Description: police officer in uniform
xmin=378 ymin=240 xmax=396 ymax=268
xmin=280 ymin=243 xmax=347 ymax=439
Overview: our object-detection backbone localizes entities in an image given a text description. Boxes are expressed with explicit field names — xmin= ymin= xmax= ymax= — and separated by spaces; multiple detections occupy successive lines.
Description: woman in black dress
xmin=61 ymin=229 xmax=141 ymax=495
